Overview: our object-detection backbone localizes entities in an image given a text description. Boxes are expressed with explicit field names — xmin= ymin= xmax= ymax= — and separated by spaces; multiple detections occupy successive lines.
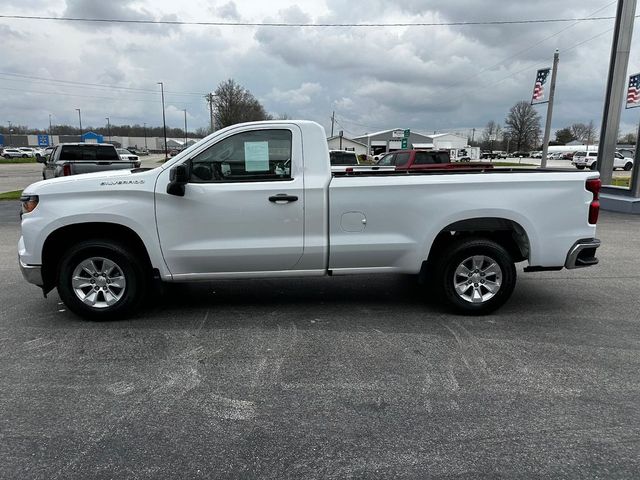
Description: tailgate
xmin=70 ymin=161 xmax=137 ymax=175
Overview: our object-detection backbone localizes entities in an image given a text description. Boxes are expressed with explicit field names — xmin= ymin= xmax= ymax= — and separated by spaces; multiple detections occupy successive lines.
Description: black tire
xmin=576 ymin=165 xmax=585 ymax=170
xmin=624 ymin=162 xmax=633 ymax=171
xmin=434 ymin=237 xmax=517 ymax=315
xmin=4 ymin=154 xmax=10 ymax=159
xmin=589 ymin=163 xmax=597 ymax=171
xmin=21 ymin=154 xmax=28 ymax=158
xmin=57 ymin=240 xmax=147 ymax=320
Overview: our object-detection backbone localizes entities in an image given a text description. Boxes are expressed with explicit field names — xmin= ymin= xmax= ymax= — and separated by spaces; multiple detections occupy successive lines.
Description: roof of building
xmin=326 ymin=136 xmax=368 ymax=147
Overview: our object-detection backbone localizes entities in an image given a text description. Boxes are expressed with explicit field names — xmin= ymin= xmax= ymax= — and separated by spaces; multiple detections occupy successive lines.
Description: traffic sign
xmin=401 ymin=138 xmax=408 ymax=149
xmin=404 ymin=129 xmax=410 ymax=138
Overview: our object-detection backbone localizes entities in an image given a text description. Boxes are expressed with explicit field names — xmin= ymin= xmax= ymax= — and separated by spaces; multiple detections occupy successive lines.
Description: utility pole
xmin=183 ymin=109 xmax=188 ymax=149
xmin=75 ymin=108 xmax=83 ymax=141
xmin=49 ymin=114 xmax=53 ymax=146
xmin=471 ymin=128 xmax=475 ymax=143
xmin=105 ymin=117 xmax=111 ymax=142
xmin=206 ymin=93 xmax=216 ymax=133
xmin=7 ymin=120 xmax=12 ymax=145
xmin=143 ymin=122 xmax=148 ymax=150
xmin=331 ymin=111 xmax=335 ymax=137
xmin=597 ymin=0 xmax=637 ymax=185
xmin=541 ymin=50 xmax=560 ymax=168
xmin=157 ymin=82 xmax=168 ymax=159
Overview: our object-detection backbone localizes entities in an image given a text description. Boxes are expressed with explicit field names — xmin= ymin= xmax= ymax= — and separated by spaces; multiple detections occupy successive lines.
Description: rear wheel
xmin=434 ymin=238 xmax=517 ymax=315
xmin=624 ymin=162 xmax=633 ymax=171
xmin=589 ymin=163 xmax=597 ymax=171
xmin=57 ymin=240 xmax=147 ymax=320
xmin=21 ymin=154 xmax=28 ymax=158
xmin=575 ymin=165 xmax=585 ymax=170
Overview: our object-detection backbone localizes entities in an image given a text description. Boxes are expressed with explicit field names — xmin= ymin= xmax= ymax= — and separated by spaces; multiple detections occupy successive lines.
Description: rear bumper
xmin=19 ymin=258 xmax=44 ymax=286
xmin=565 ymin=238 xmax=601 ymax=269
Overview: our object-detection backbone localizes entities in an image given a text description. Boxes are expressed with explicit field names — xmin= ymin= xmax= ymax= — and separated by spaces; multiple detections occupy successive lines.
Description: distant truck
xmin=40 ymin=143 xmax=141 ymax=179
xmin=377 ymin=149 xmax=493 ymax=171
xmin=450 ymin=147 xmax=480 ymax=162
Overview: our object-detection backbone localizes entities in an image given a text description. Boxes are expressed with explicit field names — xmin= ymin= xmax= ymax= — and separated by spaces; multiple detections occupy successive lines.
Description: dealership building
xmin=352 ymin=129 xmax=469 ymax=155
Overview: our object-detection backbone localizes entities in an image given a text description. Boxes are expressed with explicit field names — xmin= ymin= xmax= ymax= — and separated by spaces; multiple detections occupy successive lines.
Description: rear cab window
xmin=59 ymin=145 xmax=119 ymax=161
xmin=330 ymin=152 xmax=358 ymax=166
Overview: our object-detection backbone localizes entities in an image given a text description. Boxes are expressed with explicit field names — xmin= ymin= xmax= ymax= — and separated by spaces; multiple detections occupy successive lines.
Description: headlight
xmin=20 ymin=194 xmax=39 ymax=216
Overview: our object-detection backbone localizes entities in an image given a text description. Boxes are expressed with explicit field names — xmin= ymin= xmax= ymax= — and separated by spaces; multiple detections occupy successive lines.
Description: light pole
xmin=75 ymin=108 xmax=83 ymax=141
xmin=143 ymin=122 xmax=148 ymax=151
xmin=7 ymin=120 xmax=12 ymax=146
xmin=105 ymin=117 xmax=111 ymax=142
xmin=183 ymin=109 xmax=187 ymax=149
xmin=48 ymin=114 xmax=53 ymax=146
xmin=157 ymin=82 xmax=168 ymax=159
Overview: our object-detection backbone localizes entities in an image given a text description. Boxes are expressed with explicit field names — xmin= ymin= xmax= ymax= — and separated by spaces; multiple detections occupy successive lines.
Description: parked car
xmin=17 ymin=147 xmax=36 ymax=157
xmin=530 ymin=151 xmax=542 ymax=159
xmin=117 ymin=148 xmax=140 ymax=163
xmin=572 ymin=151 xmax=633 ymax=171
xmin=3 ymin=148 xmax=26 ymax=159
xmin=169 ymin=149 xmax=180 ymax=157
xmin=377 ymin=149 xmax=493 ymax=171
xmin=40 ymin=143 xmax=142 ymax=179
xmin=19 ymin=120 xmax=601 ymax=319
xmin=510 ymin=151 xmax=529 ymax=158
xmin=548 ymin=152 xmax=564 ymax=160
xmin=493 ymin=151 xmax=508 ymax=159
xmin=127 ymin=147 xmax=149 ymax=156
xmin=562 ymin=151 xmax=575 ymax=160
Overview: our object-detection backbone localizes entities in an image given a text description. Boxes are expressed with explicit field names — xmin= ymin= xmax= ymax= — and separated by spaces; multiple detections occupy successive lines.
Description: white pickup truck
xmin=18 ymin=120 xmax=601 ymax=319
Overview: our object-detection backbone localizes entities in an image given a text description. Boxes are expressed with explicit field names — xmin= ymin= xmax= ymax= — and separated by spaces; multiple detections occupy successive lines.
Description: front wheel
xmin=624 ymin=162 xmax=633 ymax=171
xmin=435 ymin=238 xmax=517 ymax=315
xmin=589 ymin=163 xmax=597 ymax=171
xmin=57 ymin=240 xmax=148 ymax=320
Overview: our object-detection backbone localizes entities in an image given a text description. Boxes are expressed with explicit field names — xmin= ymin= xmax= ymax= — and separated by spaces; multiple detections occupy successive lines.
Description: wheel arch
xmin=422 ymin=217 xmax=531 ymax=275
xmin=41 ymin=222 xmax=154 ymax=293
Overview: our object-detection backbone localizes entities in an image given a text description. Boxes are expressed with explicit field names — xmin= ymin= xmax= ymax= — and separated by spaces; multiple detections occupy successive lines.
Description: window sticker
xmin=244 ymin=141 xmax=269 ymax=172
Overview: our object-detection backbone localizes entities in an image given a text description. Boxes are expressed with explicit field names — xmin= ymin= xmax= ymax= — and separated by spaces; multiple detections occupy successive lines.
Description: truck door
xmin=155 ymin=126 xmax=305 ymax=276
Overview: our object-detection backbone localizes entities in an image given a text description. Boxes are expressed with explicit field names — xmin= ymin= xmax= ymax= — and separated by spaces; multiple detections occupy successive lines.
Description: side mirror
xmin=36 ymin=155 xmax=46 ymax=163
xmin=167 ymin=162 xmax=190 ymax=196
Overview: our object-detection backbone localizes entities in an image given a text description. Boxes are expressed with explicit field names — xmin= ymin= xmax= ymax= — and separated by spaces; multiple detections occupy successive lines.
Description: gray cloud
xmin=0 ymin=0 xmax=637 ymax=139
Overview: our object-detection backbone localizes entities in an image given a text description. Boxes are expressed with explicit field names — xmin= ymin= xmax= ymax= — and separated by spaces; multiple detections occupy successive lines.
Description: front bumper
xmin=565 ymin=238 xmax=601 ymax=269
xmin=19 ymin=258 xmax=44 ymax=286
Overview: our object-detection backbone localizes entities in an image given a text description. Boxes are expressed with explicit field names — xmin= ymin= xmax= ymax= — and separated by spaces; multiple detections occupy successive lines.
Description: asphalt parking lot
xmin=1 ymin=201 xmax=639 ymax=478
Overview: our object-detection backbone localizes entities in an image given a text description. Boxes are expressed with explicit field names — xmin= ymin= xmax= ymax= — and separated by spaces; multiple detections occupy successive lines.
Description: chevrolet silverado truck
xmin=39 ymin=143 xmax=141 ymax=179
xmin=18 ymin=120 xmax=601 ymax=319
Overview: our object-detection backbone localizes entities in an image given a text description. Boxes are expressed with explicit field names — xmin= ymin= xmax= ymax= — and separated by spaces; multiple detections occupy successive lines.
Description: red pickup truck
xmin=376 ymin=150 xmax=493 ymax=171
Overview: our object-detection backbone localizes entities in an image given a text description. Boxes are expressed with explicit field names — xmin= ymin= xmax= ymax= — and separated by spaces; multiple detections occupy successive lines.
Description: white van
xmin=572 ymin=151 xmax=634 ymax=171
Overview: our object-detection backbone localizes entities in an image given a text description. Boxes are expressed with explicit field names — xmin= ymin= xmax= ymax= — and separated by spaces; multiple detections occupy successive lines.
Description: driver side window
xmin=190 ymin=129 xmax=293 ymax=183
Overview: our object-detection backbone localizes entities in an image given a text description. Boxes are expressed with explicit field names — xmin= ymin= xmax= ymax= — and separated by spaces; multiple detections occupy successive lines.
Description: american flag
xmin=626 ymin=73 xmax=640 ymax=109
xmin=531 ymin=68 xmax=551 ymax=104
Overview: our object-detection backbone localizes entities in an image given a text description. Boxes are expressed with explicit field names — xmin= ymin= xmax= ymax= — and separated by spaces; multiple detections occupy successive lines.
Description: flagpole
xmin=541 ymin=50 xmax=559 ymax=169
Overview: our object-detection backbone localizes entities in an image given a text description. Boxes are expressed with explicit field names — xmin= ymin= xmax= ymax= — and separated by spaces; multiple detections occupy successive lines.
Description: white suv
xmin=572 ymin=151 xmax=633 ymax=171
xmin=2 ymin=148 xmax=27 ymax=158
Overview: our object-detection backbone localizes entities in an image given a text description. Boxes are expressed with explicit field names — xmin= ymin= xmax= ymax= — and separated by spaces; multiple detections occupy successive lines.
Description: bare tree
xmin=505 ymin=101 xmax=542 ymax=151
xmin=207 ymin=79 xmax=272 ymax=129
xmin=481 ymin=120 xmax=502 ymax=150
xmin=570 ymin=122 xmax=597 ymax=143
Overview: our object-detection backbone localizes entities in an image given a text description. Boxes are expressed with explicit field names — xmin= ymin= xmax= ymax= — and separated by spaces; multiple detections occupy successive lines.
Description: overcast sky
xmin=2 ymin=0 xmax=640 ymax=138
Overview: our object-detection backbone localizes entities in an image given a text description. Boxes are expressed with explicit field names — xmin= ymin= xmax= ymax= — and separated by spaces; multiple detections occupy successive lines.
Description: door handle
xmin=269 ymin=194 xmax=298 ymax=203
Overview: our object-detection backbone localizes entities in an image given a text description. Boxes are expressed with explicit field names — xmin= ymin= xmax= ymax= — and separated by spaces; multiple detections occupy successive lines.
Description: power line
xmin=443 ymin=1 xmax=617 ymax=91
xmin=0 ymin=71 xmax=205 ymax=96
xmin=0 ymin=13 xmax=625 ymax=28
